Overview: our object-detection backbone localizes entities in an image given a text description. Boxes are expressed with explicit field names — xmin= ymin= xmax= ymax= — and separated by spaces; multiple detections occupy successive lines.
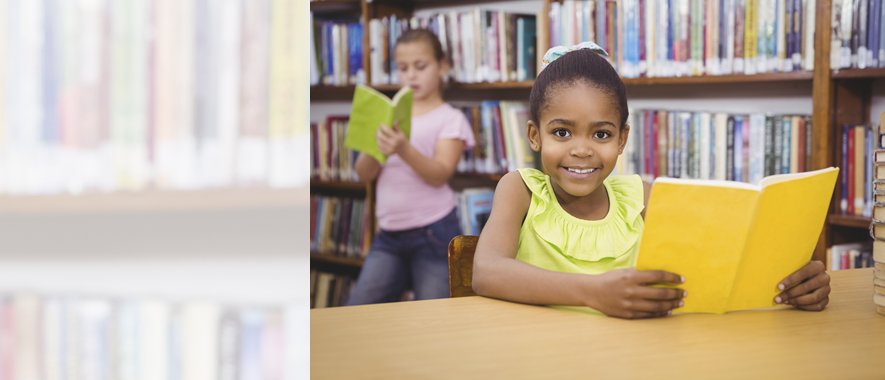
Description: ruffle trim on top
xmin=518 ymin=168 xmax=644 ymax=262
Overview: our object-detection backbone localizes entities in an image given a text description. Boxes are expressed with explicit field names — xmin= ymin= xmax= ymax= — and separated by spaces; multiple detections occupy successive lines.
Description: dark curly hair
xmin=529 ymin=49 xmax=628 ymax=130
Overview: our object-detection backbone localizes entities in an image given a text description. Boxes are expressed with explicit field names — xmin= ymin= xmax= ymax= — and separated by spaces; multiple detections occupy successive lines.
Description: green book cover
xmin=345 ymin=85 xmax=413 ymax=164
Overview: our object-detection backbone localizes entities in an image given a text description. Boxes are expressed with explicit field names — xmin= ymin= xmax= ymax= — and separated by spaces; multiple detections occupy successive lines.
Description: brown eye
xmin=594 ymin=131 xmax=611 ymax=139
xmin=553 ymin=129 xmax=570 ymax=138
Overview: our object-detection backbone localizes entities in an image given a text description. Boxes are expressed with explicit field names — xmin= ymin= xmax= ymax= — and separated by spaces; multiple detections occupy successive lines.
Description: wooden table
xmin=311 ymin=269 xmax=885 ymax=379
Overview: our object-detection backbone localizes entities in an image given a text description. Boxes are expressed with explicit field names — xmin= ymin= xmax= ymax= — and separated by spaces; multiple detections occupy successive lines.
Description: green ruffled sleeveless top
xmin=516 ymin=168 xmax=645 ymax=274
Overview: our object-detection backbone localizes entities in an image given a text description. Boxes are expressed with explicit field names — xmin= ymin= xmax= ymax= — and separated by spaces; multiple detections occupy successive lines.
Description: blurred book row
xmin=838 ymin=124 xmax=883 ymax=217
xmin=0 ymin=294 xmax=286 ymax=379
xmin=831 ymin=0 xmax=885 ymax=69
xmin=0 ymin=0 xmax=304 ymax=195
xmin=622 ymin=111 xmax=813 ymax=184
xmin=309 ymin=9 xmax=539 ymax=86
xmin=549 ymin=0 xmax=816 ymax=78
xmin=310 ymin=195 xmax=371 ymax=257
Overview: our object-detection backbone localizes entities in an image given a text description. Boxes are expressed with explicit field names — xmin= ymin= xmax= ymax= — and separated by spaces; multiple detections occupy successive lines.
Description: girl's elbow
xmin=471 ymin=259 xmax=489 ymax=296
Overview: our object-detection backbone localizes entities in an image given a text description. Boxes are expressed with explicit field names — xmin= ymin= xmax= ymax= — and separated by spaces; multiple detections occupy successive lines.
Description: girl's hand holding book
xmin=590 ymin=268 xmax=687 ymax=319
xmin=774 ymin=261 xmax=830 ymax=311
xmin=376 ymin=121 xmax=409 ymax=156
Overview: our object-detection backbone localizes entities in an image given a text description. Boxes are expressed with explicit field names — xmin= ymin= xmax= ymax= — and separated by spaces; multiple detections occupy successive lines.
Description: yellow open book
xmin=635 ymin=167 xmax=839 ymax=313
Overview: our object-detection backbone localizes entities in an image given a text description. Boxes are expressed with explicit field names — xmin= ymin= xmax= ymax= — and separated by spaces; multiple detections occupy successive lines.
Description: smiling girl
xmin=347 ymin=29 xmax=475 ymax=305
xmin=470 ymin=43 xmax=831 ymax=318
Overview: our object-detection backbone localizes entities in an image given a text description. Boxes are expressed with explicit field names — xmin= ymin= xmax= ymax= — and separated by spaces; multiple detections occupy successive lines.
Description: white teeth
xmin=566 ymin=168 xmax=597 ymax=174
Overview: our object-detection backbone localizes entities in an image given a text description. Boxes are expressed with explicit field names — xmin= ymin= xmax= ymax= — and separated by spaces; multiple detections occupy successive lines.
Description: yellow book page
xmin=636 ymin=181 xmax=761 ymax=313
xmin=727 ymin=168 xmax=839 ymax=311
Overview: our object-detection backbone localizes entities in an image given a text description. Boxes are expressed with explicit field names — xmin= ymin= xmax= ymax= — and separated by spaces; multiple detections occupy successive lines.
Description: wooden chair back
xmin=447 ymin=235 xmax=479 ymax=297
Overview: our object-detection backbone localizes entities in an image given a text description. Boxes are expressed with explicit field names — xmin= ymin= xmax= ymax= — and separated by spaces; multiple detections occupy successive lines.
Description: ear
xmin=618 ymin=124 xmax=630 ymax=155
xmin=438 ymin=58 xmax=451 ymax=79
xmin=527 ymin=120 xmax=541 ymax=152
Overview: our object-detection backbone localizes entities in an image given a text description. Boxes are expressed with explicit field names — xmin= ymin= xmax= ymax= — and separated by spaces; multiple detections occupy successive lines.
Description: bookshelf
xmin=311 ymin=0 xmax=885 ymax=275
xmin=0 ymin=188 xmax=306 ymax=215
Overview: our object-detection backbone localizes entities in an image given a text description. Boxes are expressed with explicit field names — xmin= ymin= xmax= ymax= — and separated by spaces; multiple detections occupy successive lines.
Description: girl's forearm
xmin=397 ymin=144 xmax=455 ymax=187
xmin=354 ymin=153 xmax=381 ymax=182
xmin=473 ymin=255 xmax=598 ymax=308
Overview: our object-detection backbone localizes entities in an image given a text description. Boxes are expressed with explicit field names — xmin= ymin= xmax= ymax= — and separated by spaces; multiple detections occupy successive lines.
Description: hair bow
xmin=541 ymin=41 xmax=609 ymax=70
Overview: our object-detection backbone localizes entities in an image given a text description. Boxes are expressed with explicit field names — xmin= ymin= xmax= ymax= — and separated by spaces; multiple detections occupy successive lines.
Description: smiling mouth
xmin=564 ymin=167 xmax=598 ymax=174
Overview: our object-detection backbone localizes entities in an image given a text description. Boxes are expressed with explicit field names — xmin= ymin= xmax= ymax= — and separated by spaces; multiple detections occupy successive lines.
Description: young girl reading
xmin=471 ymin=42 xmax=831 ymax=319
xmin=347 ymin=29 xmax=475 ymax=305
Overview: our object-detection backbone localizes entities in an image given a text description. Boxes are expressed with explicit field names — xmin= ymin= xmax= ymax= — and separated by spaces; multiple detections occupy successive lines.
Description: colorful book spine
xmin=153 ymin=0 xmax=181 ymax=189
xmin=268 ymin=0 xmax=310 ymax=187
xmin=237 ymin=0 xmax=271 ymax=186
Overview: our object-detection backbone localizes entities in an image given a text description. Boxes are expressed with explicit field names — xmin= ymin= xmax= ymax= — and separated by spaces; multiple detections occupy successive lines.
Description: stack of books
xmin=873 ymin=112 xmax=885 ymax=316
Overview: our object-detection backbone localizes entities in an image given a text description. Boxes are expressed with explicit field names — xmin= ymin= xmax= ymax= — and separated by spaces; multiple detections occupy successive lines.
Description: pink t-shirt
xmin=375 ymin=103 xmax=475 ymax=231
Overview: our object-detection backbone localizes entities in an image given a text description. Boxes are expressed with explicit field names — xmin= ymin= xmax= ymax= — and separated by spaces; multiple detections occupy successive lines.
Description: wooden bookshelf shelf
xmin=830 ymin=68 xmax=885 ymax=79
xmin=455 ymin=173 xmax=505 ymax=181
xmin=311 ymin=72 xmax=817 ymax=101
xmin=827 ymin=214 xmax=872 ymax=229
xmin=310 ymin=180 xmax=369 ymax=192
xmin=621 ymin=71 xmax=814 ymax=85
xmin=311 ymin=253 xmax=365 ymax=268
xmin=0 ymin=187 xmax=307 ymax=215
xmin=310 ymin=0 xmax=362 ymax=13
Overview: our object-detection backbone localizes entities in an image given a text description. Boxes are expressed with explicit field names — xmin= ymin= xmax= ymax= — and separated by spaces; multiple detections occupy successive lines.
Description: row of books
xmin=620 ymin=111 xmax=812 ymax=184
xmin=368 ymin=11 xmax=538 ymax=85
xmin=829 ymin=242 xmax=875 ymax=270
xmin=831 ymin=0 xmax=885 ymax=69
xmin=0 ymin=0 xmax=305 ymax=195
xmin=454 ymin=187 xmax=495 ymax=236
xmin=0 ymin=294 xmax=286 ymax=379
xmin=310 ymin=271 xmax=356 ymax=308
xmin=839 ymin=124 xmax=882 ymax=216
xmin=310 ymin=117 xmax=359 ymax=182
xmin=455 ymin=102 xmax=540 ymax=175
xmin=310 ymin=195 xmax=370 ymax=257
xmin=869 ymin=112 xmax=884 ymax=316
xmin=550 ymin=0 xmax=816 ymax=78
xmin=311 ymin=14 xmax=366 ymax=86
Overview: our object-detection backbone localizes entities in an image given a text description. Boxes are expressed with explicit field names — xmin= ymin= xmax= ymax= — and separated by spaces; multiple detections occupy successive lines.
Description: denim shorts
xmin=346 ymin=209 xmax=462 ymax=305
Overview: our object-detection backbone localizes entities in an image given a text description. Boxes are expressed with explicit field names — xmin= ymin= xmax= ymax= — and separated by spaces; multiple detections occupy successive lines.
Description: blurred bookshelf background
xmin=0 ymin=0 xmax=309 ymax=378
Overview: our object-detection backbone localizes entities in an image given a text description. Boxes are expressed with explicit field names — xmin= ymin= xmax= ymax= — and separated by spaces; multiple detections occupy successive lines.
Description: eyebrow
xmin=546 ymin=119 xmax=616 ymax=128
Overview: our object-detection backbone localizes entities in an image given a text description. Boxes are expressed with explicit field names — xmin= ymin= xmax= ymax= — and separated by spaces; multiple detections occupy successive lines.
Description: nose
xmin=570 ymin=138 xmax=594 ymax=158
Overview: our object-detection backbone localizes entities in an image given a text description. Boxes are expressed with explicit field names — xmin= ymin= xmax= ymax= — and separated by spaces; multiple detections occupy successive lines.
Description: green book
xmin=345 ymin=85 xmax=413 ymax=164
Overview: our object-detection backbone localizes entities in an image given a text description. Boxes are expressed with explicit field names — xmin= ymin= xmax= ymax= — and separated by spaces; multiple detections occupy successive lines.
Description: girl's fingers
xmin=786 ymin=285 xmax=830 ymax=308
xmin=635 ymin=270 xmax=685 ymax=285
xmin=629 ymin=299 xmax=683 ymax=313
xmin=793 ymin=296 xmax=829 ymax=312
xmin=777 ymin=261 xmax=825 ymax=292
xmin=634 ymin=286 xmax=686 ymax=301
xmin=776 ymin=271 xmax=830 ymax=304
xmin=620 ymin=310 xmax=669 ymax=319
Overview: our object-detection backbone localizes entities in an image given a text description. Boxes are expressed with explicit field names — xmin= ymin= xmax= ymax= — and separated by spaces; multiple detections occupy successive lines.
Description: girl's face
xmin=527 ymin=83 xmax=629 ymax=199
xmin=394 ymin=41 xmax=448 ymax=100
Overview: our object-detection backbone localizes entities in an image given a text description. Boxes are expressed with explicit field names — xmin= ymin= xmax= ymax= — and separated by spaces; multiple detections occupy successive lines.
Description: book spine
xmin=774 ymin=116 xmax=784 ymax=174
xmin=735 ymin=0 xmax=746 ymax=72
xmin=804 ymin=116 xmax=812 ymax=171
xmin=764 ymin=115 xmax=774 ymax=176
xmin=855 ymin=125 xmax=865 ymax=215
xmin=239 ymin=309 xmax=265 ymax=380
xmin=733 ymin=115 xmax=742 ymax=182
xmin=796 ymin=116 xmax=805 ymax=172
xmin=847 ymin=125 xmax=855 ymax=215
xmin=727 ymin=116 xmax=735 ymax=181
xmin=267 ymin=0 xmax=309 ymax=187
xmin=218 ymin=308 xmax=243 ymax=380
xmin=741 ymin=116 xmax=750 ymax=182
xmin=842 ymin=124 xmax=849 ymax=213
